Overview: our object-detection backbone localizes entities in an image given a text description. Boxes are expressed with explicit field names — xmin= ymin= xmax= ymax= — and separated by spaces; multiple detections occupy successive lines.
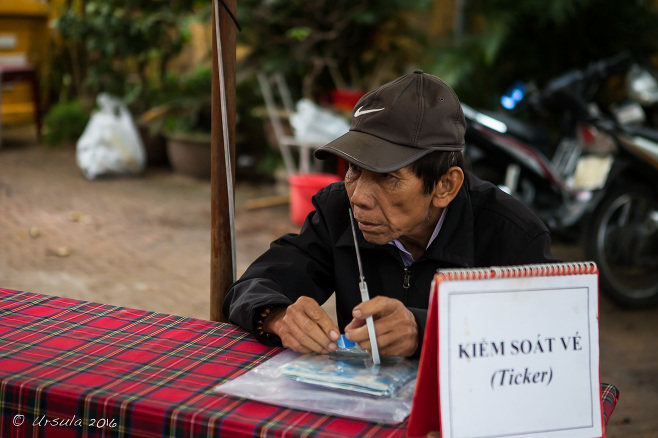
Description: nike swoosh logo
xmin=354 ymin=106 xmax=385 ymax=117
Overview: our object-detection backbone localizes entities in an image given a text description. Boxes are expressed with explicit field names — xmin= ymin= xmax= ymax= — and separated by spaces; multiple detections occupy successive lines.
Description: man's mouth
xmin=357 ymin=220 xmax=380 ymax=231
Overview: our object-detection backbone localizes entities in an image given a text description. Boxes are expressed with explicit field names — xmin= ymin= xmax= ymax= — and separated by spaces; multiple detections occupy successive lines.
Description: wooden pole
xmin=210 ymin=0 xmax=237 ymax=322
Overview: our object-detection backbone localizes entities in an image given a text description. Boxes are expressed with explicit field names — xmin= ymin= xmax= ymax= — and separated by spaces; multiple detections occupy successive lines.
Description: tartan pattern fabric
xmin=601 ymin=382 xmax=620 ymax=426
xmin=0 ymin=289 xmax=618 ymax=437
xmin=0 ymin=289 xmax=406 ymax=437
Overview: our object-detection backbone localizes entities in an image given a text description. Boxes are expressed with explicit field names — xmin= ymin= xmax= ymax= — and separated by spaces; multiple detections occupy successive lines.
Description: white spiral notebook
xmin=408 ymin=262 xmax=604 ymax=438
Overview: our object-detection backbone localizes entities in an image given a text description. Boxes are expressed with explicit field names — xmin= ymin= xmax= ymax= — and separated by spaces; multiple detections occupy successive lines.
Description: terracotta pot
xmin=137 ymin=123 xmax=169 ymax=167
xmin=165 ymin=133 xmax=211 ymax=179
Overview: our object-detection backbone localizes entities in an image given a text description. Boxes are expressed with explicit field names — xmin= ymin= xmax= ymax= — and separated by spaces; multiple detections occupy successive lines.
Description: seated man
xmin=223 ymin=70 xmax=555 ymax=358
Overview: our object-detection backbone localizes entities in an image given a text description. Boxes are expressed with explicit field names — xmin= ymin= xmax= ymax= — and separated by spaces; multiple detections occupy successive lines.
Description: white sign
xmin=438 ymin=274 xmax=601 ymax=438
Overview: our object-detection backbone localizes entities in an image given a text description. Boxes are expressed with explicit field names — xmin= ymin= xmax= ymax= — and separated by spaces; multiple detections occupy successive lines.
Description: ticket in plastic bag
xmin=278 ymin=343 xmax=417 ymax=397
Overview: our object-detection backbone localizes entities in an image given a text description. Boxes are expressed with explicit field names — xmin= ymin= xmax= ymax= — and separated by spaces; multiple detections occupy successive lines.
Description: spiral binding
xmin=437 ymin=262 xmax=597 ymax=281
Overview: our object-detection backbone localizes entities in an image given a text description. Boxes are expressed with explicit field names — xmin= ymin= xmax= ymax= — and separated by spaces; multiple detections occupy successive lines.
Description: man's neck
xmin=398 ymin=236 xmax=432 ymax=261
xmin=395 ymin=207 xmax=447 ymax=262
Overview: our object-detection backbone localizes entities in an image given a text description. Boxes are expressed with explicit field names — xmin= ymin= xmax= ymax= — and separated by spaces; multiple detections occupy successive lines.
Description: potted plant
xmin=42 ymin=99 xmax=90 ymax=147
xmin=49 ymin=0 xmax=202 ymax=161
xmin=154 ymin=66 xmax=213 ymax=179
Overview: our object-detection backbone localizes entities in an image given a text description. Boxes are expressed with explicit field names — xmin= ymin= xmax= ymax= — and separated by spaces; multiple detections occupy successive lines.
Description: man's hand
xmin=265 ymin=296 xmax=340 ymax=354
xmin=344 ymin=296 xmax=418 ymax=357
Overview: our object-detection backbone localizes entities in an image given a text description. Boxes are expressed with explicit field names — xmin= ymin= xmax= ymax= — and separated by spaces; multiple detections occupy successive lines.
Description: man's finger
xmin=346 ymin=297 xmax=419 ymax=357
xmin=285 ymin=299 xmax=338 ymax=352
xmin=344 ymin=321 xmax=373 ymax=346
xmin=301 ymin=299 xmax=340 ymax=342
xmin=369 ymin=332 xmax=408 ymax=357
xmin=352 ymin=295 xmax=396 ymax=319
xmin=280 ymin=313 xmax=330 ymax=353
xmin=344 ymin=317 xmax=365 ymax=332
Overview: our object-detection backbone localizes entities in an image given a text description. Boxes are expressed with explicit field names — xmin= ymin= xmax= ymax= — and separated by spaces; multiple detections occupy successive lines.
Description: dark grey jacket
xmin=223 ymin=173 xmax=555 ymax=355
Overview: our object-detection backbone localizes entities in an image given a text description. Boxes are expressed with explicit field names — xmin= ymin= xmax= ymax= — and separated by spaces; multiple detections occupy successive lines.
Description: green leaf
xmin=285 ymin=27 xmax=312 ymax=41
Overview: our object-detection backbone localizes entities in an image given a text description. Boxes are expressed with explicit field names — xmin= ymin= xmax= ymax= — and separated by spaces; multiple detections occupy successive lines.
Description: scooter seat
xmin=477 ymin=110 xmax=555 ymax=158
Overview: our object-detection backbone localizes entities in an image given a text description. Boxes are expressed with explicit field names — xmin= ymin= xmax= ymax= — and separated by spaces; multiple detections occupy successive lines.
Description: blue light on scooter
xmin=501 ymin=81 xmax=526 ymax=110
xmin=501 ymin=96 xmax=515 ymax=110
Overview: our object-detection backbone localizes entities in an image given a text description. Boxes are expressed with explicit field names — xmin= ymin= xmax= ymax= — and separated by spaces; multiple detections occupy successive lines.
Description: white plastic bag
xmin=289 ymin=98 xmax=350 ymax=144
xmin=76 ymin=93 xmax=146 ymax=179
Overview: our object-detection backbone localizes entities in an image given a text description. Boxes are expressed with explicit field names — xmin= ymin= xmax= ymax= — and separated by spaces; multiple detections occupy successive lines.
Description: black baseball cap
xmin=314 ymin=70 xmax=465 ymax=173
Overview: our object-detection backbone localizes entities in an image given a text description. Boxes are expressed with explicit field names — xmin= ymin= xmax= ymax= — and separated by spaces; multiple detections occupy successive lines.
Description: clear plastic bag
xmin=215 ymin=349 xmax=417 ymax=425
xmin=76 ymin=93 xmax=146 ymax=179
xmin=289 ymin=98 xmax=350 ymax=144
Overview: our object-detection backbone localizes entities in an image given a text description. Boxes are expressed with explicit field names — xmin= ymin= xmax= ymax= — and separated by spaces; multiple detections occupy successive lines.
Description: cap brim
xmin=315 ymin=131 xmax=463 ymax=173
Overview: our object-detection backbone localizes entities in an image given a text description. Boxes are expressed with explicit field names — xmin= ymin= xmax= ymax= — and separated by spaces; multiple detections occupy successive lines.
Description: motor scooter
xmin=463 ymin=53 xmax=658 ymax=308
xmin=609 ymin=62 xmax=658 ymax=127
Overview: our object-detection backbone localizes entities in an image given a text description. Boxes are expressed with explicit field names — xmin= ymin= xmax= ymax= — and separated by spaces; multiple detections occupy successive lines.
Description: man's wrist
xmin=255 ymin=305 xmax=286 ymax=338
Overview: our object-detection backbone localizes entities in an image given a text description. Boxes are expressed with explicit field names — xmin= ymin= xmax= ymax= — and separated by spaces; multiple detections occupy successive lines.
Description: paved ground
xmin=1 ymin=126 xmax=656 ymax=436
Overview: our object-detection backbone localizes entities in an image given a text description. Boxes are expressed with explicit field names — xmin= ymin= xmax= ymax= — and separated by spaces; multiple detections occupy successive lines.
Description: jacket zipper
xmin=403 ymin=267 xmax=411 ymax=289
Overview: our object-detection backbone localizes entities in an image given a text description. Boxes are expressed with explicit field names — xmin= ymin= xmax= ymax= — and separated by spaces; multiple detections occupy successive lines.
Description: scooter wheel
xmin=584 ymin=184 xmax=658 ymax=308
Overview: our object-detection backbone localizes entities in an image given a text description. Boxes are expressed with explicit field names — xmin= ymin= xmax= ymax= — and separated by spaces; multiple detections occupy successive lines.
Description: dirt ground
xmin=1 ymin=126 xmax=656 ymax=437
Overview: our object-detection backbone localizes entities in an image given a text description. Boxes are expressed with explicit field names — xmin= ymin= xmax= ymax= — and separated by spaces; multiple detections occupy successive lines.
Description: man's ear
xmin=431 ymin=166 xmax=464 ymax=208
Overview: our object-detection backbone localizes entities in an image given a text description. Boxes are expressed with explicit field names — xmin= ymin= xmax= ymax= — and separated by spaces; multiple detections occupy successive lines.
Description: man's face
xmin=345 ymin=163 xmax=440 ymax=246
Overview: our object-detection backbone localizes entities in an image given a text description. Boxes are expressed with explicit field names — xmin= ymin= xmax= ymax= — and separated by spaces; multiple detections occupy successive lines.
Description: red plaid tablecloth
xmin=0 ymin=288 xmax=618 ymax=437
xmin=0 ymin=289 xmax=406 ymax=437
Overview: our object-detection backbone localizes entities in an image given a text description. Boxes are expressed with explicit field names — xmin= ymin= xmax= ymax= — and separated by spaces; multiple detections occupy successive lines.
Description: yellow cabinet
xmin=0 ymin=0 xmax=49 ymax=127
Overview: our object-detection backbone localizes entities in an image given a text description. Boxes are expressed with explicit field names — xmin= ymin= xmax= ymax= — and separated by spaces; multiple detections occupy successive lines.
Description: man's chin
xmin=362 ymin=232 xmax=392 ymax=246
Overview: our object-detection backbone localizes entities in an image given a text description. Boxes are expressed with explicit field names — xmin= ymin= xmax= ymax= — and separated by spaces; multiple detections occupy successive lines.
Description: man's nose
xmin=350 ymin=173 xmax=376 ymax=210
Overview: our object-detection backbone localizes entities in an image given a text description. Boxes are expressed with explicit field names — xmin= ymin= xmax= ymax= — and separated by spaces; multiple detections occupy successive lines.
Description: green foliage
xmin=234 ymin=75 xmax=276 ymax=180
xmin=233 ymin=0 xmax=433 ymax=180
xmin=423 ymin=0 xmax=658 ymax=109
xmin=155 ymin=66 xmax=212 ymax=136
xmin=233 ymin=1 xmax=658 ymax=179
xmin=51 ymin=1 xmax=204 ymax=113
xmin=42 ymin=100 xmax=90 ymax=147
xmin=236 ymin=0 xmax=433 ymax=99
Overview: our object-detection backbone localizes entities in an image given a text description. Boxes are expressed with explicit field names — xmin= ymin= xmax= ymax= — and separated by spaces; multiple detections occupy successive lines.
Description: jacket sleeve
xmin=512 ymin=230 xmax=558 ymax=265
xmin=222 ymin=187 xmax=339 ymax=343
xmin=407 ymin=307 xmax=428 ymax=358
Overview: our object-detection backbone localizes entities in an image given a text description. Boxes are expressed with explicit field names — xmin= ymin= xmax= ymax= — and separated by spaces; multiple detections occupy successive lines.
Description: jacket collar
xmin=424 ymin=182 xmax=475 ymax=267
xmin=336 ymin=182 xmax=475 ymax=267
